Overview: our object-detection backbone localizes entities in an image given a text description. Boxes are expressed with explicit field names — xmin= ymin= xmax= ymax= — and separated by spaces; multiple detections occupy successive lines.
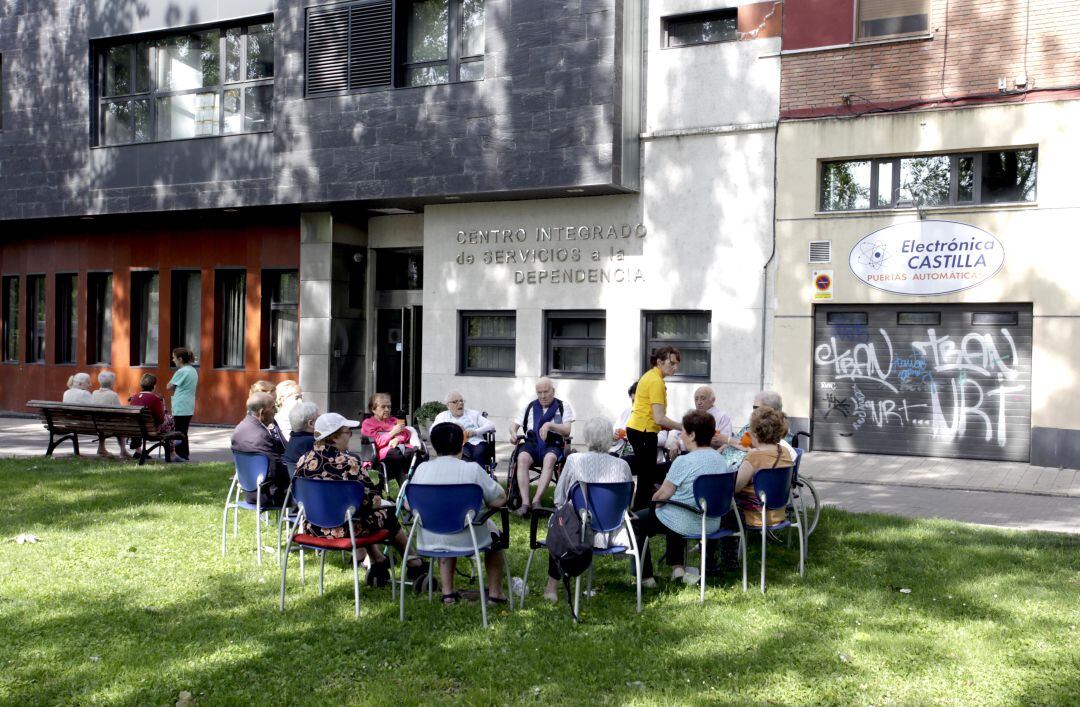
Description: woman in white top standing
xmin=431 ymin=391 xmax=496 ymax=466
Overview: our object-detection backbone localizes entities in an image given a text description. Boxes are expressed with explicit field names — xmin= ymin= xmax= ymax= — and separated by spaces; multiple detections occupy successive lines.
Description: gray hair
xmin=755 ymin=389 xmax=783 ymax=411
xmin=247 ymin=392 xmax=274 ymax=415
xmin=580 ymin=416 xmax=613 ymax=453
xmin=68 ymin=372 xmax=91 ymax=389
xmin=97 ymin=370 xmax=117 ymax=389
xmin=289 ymin=401 xmax=319 ymax=432
xmin=444 ymin=390 xmax=464 ymax=404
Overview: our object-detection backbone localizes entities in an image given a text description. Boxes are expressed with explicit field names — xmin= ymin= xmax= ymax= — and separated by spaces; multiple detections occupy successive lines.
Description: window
xmin=26 ymin=275 xmax=45 ymax=363
xmin=545 ymin=311 xmax=605 ymax=378
xmin=643 ymin=311 xmax=711 ymax=379
xmin=972 ymin=311 xmax=1018 ymax=327
xmin=96 ymin=19 xmax=274 ymax=145
xmin=55 ymin=274 xmax=78 ymax=364
xmin=375 ymin=250 xmax=423 ymax=290
xmin=459 ymin=311 xmax=515 ymax=375
xmin=898 ymin=312 xmax=940 ymax=326
xmin=171 ymin=270 xmax=201 ymax=365
xmin=305 ymin=0 xmax=484 ymax=95
xmin=131 ymin=271 xmax=159 ymax=366
xmin=826 ymin=312 xmax=868 ymax=325
xmin=262 ymin=270 xmax=298 ymax=369
xmin=821 ymin=149 xmax=1037 ymax=211
xmin=857 ymin=0 xmax=929 ymax=40
xmin=215 ymin=270 xmax=246 ymax=368
xmin=403 ymin=0 xmax=485 ymax=86
xmin=87 ymin=273 xmax=113 ymax=365
xmin=663 ymin=9 xmax=737 ymax=48
xmin=2 ymin=276 xmax=18 ymax=362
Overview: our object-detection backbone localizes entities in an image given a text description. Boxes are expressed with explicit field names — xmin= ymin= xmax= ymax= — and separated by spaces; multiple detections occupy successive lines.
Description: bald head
xmin=693 ymin=386 xmax=716 ymax=412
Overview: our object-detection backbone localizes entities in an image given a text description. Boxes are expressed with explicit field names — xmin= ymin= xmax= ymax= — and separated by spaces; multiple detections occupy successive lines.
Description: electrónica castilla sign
xmin=848 ymin=220 xmax=1005 ymax=296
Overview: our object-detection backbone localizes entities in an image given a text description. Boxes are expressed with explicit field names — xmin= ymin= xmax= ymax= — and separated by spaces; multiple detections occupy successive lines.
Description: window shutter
xmin=859 ymin=0 xmax=928 ymax=22
xmin=307 ymin=1 xmax=394 ymax=96
xmin=349 ymin=1 xmax=394 ymax=90
xmin=808 ymin=240 xmax=832 ymax=264
xmin=307 ymin=8 xmax=351 ymax=95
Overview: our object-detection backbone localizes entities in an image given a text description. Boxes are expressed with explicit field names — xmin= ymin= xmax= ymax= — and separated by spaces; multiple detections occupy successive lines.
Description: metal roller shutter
xmin=811 ymin=303 xmax=1033 ymax=462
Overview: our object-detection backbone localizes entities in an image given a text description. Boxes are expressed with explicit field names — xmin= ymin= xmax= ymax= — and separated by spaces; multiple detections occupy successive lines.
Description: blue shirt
xmin=656 ymin=449 xmax=728 ymax=537
xmin=168 ymin=365 xmax=198 ymax=417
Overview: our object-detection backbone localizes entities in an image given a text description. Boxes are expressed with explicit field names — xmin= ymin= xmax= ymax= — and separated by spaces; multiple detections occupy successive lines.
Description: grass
xmin=0 ymin=457 xmax=1077 ymax=706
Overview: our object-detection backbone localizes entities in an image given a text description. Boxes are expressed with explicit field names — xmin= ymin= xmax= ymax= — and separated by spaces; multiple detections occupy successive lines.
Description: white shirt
xmin=63 ymin=388 xmax=94 ymax=404
xmin=432 ymin=409 xmax=495 ymax=446
xmin=668 ymin=405 xmax=731 ymax=452
xmin=407 ymin=456 xmax=505 ymax=552
xmin=274 ymin=396 xmax=302 ymax=438
xmin=91 ymin=389 xmax=122 ymax=406
xmin=516 ymin=399 xmax=576 ymax=431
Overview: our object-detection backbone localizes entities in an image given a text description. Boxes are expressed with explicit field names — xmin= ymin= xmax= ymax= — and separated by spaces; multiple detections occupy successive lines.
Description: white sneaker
xmin=670 ymin=567 xmax=685 ymax=582
xmin=641 ymin=577 xmax=657 ymax=589
xmin=682 ymin=568 xmax=701 ymax=585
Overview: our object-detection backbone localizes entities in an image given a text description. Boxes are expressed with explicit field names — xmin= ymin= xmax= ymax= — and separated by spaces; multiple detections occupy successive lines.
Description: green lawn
xmin=0 ymin=458 xmax=1077 ymax=706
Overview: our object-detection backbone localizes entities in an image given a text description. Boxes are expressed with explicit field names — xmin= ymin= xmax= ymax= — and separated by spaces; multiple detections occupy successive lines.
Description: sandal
xmin=366 ymin=558 xmax=391 ymax=588
xmin=514 ymin=503 xmax=531 ymax=518
xmin=441 ymin=592 xmax=462 ymax=605
xmin=487 ymin=595 xmax=508 ymax=605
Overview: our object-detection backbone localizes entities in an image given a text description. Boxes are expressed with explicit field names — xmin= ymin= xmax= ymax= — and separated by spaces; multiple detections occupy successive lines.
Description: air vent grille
xmin=808 ymin=240 xmax=832 ymax=264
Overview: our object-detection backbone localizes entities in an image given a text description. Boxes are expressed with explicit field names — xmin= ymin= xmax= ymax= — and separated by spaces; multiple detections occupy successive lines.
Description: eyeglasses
xmin=448 ymin=399 xmax=464 ymax=404
xmin=752 ymin=405 xmax=760 ymax=409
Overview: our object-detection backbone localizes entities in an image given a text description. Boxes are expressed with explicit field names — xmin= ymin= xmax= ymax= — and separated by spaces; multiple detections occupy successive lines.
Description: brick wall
xmin=781 ymin=0 xmax=1080 ymax=117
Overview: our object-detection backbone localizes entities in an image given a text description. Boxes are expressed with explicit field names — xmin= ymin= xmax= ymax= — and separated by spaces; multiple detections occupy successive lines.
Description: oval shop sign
xmin=848 ymin=220 xmax=1005 ymax=296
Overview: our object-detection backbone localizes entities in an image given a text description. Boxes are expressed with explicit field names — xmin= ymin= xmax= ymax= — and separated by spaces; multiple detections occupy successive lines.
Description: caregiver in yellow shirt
xmin=627 ymin=346 xmax=684 ymax=510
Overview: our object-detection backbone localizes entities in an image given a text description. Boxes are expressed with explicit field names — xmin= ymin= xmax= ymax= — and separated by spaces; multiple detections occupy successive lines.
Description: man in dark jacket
xmin=230 ymin=392 xmax=290 ymax=505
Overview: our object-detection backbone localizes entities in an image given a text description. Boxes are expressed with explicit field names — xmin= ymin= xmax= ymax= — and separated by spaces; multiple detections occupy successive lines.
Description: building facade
xmin=774 ymin=0 xmax=1080 ymax=467
xmin=0 ymin=0 xmax=783 ymax=429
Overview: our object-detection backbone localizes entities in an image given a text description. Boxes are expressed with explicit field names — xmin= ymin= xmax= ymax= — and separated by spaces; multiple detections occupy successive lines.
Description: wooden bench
xmin=26 ymin=401 xmax=187 ymax=465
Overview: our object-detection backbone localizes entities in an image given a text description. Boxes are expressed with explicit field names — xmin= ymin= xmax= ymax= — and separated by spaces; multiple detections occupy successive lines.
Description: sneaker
xmin=170 ymin=456 xmax=188 ymax=463
xmin=641 ymin=577 xmax=657 ymax=589
xmin=670 ymin=567 xmax=685 ymax=582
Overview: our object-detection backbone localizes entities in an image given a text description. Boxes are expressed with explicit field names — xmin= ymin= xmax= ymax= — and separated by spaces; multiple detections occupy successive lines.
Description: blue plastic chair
xmin=399 ymin=483 xmax=513 ymax=628
xmin=748 ymin=465 xmax=805 ymax=593
xmin=279 ymin=477 xmax=393 ymax=619
xmin=526 ymin=481 xmax=644 ymax=615
xmin=221 ymin=452 xmax=287 ymax=565
xmin=651 ymin=472 xmax=747 ymax=601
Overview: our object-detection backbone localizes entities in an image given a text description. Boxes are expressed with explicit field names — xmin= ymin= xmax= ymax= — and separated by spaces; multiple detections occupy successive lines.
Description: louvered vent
xmin=808 ymin=240 xmax=832 ymax=264
xmin=306 ymin=1 xmax=393 ymax=96
xmin=350 ymin=2 xmax=393 ymax=90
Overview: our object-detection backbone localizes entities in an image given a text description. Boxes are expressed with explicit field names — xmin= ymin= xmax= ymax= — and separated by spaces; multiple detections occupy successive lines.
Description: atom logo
xmin=857 ymin=240 xmax=889 ymax=270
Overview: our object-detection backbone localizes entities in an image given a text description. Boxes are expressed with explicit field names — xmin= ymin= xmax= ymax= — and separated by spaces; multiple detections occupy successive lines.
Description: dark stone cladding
xmin=0 ymin=0 xmax=631 ymax=221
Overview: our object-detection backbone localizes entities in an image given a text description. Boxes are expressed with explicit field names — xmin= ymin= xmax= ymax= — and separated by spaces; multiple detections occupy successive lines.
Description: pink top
xmin=360 ymin=416 xmax=412 ymax=460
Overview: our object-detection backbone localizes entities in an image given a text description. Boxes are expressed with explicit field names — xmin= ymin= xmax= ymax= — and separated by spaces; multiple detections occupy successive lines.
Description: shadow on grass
xmin=0 ymin=459 xmax=1078 ymax=703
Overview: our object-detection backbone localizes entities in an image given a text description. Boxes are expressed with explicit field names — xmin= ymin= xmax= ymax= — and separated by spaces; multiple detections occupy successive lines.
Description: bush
xmin=413 ymin=400 xmax=447 ymax=427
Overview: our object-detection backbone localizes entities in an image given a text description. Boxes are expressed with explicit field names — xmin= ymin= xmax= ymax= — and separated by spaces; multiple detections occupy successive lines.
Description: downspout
xmin=760 ymin=119 xmax=779 ymax=390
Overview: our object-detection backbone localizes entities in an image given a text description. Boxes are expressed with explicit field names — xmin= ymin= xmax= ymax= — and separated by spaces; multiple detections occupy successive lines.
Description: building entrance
xmin=373 ymin=249 xmax=423 ymax=418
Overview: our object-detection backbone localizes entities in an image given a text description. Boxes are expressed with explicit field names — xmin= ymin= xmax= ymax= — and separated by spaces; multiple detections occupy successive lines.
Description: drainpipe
xmin=760 ymin=123 xmax=780 ymax=390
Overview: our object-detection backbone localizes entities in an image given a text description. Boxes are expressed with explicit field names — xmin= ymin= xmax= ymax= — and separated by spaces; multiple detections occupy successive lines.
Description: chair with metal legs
xmin=279 ymin=477 xmax=393 ymax=619
xmin=746 ymin=465 xmax=805 ymax=593
xmin=221 ymin=452 xmax=287 ymax=565
xmin=399 ymin=483 xmax=513 ymax=628
xmin=650 ymin=472 xmax=747 ymax=601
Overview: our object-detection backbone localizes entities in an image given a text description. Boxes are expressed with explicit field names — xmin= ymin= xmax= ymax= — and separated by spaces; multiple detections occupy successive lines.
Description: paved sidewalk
xmin=2 ymin=415 xmax=1077 ymax=533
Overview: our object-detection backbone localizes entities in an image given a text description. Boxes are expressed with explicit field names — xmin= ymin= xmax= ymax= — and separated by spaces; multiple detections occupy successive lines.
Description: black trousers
xmin=632 ymin=508 xmax=686 ymax=580
xmin=383 ymin=446 xmax=420 ymax=484
xmin=626 ymin=427 xmax=658 ymax=511
xmin=462 ymin=440 xmax=491 ymax=466
xmin=173 ymin=415 xmax=192 ymax=459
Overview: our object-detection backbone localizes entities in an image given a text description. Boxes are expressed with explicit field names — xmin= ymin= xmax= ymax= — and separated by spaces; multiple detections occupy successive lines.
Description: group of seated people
xmin=227 ymin=373 xmax=800 ymax=604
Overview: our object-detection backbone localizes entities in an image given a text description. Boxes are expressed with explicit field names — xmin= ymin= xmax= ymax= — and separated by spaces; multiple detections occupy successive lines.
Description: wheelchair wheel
xmin=505 ymin=454 xmax=523 ymax=511
xmin=794 ymin=477 xmax=821 ymax=537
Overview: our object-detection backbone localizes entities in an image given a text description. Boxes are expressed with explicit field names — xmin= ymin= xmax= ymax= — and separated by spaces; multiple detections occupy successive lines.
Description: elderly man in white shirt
xmin=509 ymin=377 xmax=575 ymax=516
xmin=666 ymin=386 xmax=733 ymax=458
xmin=432 ymin=390 xmax=496 ymax=467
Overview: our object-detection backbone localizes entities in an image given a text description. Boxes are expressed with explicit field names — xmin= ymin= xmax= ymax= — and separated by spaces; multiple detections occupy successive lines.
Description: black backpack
xmin=547 ymin=495 xmax=595 ymax=621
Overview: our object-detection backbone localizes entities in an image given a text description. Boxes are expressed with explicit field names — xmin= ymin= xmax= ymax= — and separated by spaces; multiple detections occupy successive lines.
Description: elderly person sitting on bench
xmin=91 ymin=370 xmax=131 ymax=459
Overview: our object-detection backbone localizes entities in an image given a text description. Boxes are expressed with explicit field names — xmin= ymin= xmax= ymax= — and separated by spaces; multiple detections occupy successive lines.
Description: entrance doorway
xmin=373 ymin=249 xmax=423 ymax=418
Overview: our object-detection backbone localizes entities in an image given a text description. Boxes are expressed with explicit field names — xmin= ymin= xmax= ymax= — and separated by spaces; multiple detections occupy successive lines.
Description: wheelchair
xmin=505 ymin=433 xmax=573 ymax=511
xmin=356 ymin=410 xmax=426 ymax=501
xmin=790 ymin=430 xmax=820 ymax=537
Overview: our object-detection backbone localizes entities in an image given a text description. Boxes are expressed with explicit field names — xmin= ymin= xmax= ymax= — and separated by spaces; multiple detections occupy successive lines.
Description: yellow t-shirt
xmin=627 ymin=367 xmax=667 ymax=433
